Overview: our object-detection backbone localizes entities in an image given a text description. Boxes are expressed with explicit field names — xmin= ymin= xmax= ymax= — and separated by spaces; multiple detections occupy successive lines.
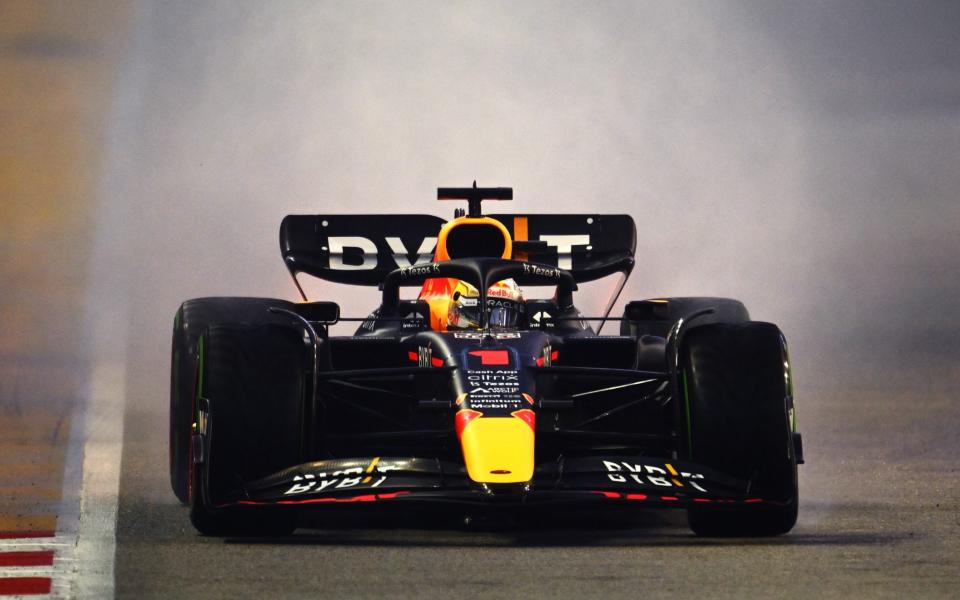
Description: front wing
xmin=213 ymin=456 xmax=788 ymax=510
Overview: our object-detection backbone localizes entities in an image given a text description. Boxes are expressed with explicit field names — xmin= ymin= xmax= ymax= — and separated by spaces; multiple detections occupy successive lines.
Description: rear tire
xmin=681 ymin=322 xmax=798 ymax=536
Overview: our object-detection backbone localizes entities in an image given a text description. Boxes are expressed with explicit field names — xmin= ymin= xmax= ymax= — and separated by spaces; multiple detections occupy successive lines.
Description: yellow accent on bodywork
xmin=361 ymin=456 xmax=380 ymax=483
xmin=419 ymin=216 xmax=513 ymax=330
xmin=460 ymin=416 xmax=534 ymax=483
xmin=434 ymin=217 xmax=513 ymax=261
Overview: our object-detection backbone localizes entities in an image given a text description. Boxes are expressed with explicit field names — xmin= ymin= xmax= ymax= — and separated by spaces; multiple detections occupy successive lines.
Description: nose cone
xmin=457 ymin=409 xmax=535 ymax=484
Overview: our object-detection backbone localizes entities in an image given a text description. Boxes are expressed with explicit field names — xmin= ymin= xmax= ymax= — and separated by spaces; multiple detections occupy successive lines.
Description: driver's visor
xmin=488 ymin=306 xmax=518 ymax=328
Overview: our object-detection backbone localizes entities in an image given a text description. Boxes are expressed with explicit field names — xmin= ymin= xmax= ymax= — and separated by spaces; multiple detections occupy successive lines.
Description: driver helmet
xmin=447 ymin=279 xmax=524 ymax=329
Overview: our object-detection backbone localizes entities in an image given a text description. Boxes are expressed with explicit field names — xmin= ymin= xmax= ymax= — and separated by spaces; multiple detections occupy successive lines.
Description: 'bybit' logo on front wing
xmin=602 ymin=460 xmax=708 ymax=493
xmin=284 ymin=458 xmax=396 ymax=495
xmin=327 ymin=234 xmax=591 ymax=271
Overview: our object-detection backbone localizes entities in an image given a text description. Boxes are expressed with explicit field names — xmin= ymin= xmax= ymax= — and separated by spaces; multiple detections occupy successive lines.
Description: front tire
xmin=188 ymin=323 xmax=305 ymax=536
xmin=170 ymin=297 xmax=296 ymax=503
xmin=681 ymin=322 xmax=798 ymax=536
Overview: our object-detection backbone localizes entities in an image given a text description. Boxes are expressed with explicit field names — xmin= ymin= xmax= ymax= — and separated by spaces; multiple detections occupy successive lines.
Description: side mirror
xmin=624 ymin=300 xmax=670 ymax=322
xmin=294 ymin=301 xmax=340 ymax=324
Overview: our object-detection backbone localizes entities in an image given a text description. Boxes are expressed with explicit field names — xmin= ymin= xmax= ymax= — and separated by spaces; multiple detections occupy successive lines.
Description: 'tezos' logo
xmin=522 ymin=262 xmax=561 ymax=279
xmin=603 ymin=461 xmax=708 ymax=493
xmin=399 ymin=263 xmax=441 ymax=278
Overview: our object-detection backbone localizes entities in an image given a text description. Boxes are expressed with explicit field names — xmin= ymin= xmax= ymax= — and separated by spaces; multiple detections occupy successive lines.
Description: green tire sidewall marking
xmin=790 ymin=363 xmax=797 ymax=432
xmin=171 ymin=345 xmax=180 ymax=478
xmin=783 ymin=339 xmax=797 ymax=432
xmin=682 ymin=369 xmax=693 ymax=458
xmin=195 ymin=334 xmax=205 ymax=424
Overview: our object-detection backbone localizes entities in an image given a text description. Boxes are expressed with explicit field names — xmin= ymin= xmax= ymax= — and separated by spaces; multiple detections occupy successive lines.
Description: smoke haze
xmin=96 ymin=1 xmax=960 ymax=398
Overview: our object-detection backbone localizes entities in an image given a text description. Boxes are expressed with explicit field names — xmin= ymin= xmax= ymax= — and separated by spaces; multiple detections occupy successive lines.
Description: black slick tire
xmin=170 ymin=297 xmax=295 ymax=503
xmin=189 ymin=325 xmax=299 ymax=537
xmin=681 ymin=322 xmax=798 ymax=537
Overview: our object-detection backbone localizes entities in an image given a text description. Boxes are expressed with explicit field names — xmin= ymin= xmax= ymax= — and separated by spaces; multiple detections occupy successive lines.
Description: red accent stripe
xmin=660 ymin=496 xmax=679 ymax=501
xmin=275 ymin=495 xmax=375 ymax=505
xmin=237 ymin=498 xmax=319 ymax=506
xmin=593 ymin=491 xmax=621 ymax=499
xmin=0 ymin=577 xmax=52 ymax=595
xmin=744 ymin=498 xmax=764 ymax=504
xmin=536 ymin=356 xmax=544 ymax=367
xmin=407 ymin=351 xmax=418 ymax=361
xmin=431 ymin=357 xmax=444 ymax=367
xmin=551 ymin=350 xmax=559 ymax=360
xmin=374 ymin=491 xmax=410 ymax=500
xmin=693 ymin=498 xmax=712 ymax=503
xmin=236 ymin=491 xmax=411 ymax=506
xmin=0 ymin=532 xmax=54 ymax=540
xmin=468 ymin=350 xmax=509 ymax=365
xmin=626 ymin=493 xmax=648 ymax=501
xmin=0 ymin=551 xmax=54 ymax=567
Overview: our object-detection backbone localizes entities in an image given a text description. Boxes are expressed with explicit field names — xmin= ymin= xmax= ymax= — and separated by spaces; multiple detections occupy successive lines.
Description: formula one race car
xmin=169 ymin=185 xmax=803 ymax=537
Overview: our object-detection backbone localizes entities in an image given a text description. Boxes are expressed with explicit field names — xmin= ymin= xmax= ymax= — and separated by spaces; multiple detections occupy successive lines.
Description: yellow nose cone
xmin=458 ymin=410 xmax=535 ymax=483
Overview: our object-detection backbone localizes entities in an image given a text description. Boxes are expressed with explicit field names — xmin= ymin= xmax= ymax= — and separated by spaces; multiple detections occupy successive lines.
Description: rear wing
xmin=280 ymin=213 xmax=636 ymax=289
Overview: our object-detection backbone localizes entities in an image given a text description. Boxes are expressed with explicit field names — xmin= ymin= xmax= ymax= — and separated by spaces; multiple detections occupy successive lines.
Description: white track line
xmin=52 ymin=1 xmax=151 ymax=596
xmin=72 ymin=361 xmax=127 ymax=598
xmin=53 ymin=359 xmax=127 ymax=599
